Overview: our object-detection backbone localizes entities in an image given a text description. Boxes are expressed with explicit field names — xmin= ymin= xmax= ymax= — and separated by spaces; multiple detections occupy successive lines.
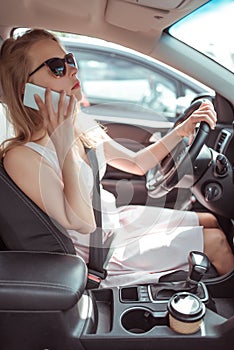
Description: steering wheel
xmin=147 ymin=100 xmax=211 ymax=197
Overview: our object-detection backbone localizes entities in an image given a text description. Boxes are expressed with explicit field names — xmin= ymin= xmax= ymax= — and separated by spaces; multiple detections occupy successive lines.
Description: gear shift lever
xmin=149 ymin=251 xmax=210 ymax=302
xmin=186 ymin=251 xmax=210 ymax=293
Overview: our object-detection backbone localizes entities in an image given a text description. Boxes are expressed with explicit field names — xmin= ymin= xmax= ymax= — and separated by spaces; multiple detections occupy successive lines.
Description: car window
xmin=74 ymin=50 xmax=178 ymax=120
xmin=169 ymin=0 xmax=234 ymax=73
xmin=176 ymin=86 xmax=199 ymax=115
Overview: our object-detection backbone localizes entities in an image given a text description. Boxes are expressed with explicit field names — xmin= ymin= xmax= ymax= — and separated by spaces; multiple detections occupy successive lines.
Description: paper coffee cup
xmin=167 ymin=292 xmax=206 ymax=334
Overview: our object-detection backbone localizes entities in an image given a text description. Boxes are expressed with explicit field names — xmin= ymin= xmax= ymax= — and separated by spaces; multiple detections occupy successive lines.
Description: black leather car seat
xmin=0 ymin=161 xmax=76 ymax=254
xmin=0 ymin=161 xmax=94 ymax=349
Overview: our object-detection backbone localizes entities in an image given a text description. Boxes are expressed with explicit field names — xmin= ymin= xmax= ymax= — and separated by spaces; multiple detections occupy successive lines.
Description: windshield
xmin=169 ymin=0 xmax=234 ymax=73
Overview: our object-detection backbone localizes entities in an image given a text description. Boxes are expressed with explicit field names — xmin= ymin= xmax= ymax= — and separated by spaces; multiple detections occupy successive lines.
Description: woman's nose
xmin=67 ymin=64 xmax=78 ymax=76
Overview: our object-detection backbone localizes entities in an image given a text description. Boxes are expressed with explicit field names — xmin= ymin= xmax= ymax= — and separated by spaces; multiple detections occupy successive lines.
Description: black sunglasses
xmin=29 ymin=53 xmax=77 ymax=78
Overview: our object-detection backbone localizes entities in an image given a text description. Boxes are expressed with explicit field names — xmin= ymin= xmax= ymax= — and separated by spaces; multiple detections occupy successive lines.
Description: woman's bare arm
xmin=103 ymin=101 xmax=217 ymax=175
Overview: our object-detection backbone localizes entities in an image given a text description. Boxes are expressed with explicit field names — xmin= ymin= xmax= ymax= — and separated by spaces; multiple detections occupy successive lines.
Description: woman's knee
xmin=203 ymin=228 xmax=234 ymax=275
xmin=204 ymin=227 xmax=226 ymax=245
xmin=197 ymin=212 xmax=219 ymax=228
xmin=203 ymin=228 xmax=229 ymax=260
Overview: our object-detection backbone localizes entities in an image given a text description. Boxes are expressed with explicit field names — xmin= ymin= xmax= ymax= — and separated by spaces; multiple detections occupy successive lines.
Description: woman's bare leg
xmin=203 ymin=228 xmax=234 ymax=275
xmin=196 ymin=212 xmax=234 ymax=274
xmin=197 ymin=212 xmax=220 ymax=228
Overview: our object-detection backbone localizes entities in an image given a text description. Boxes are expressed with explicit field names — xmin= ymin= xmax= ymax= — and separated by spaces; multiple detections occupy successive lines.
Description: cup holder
xmin=121 ymin=307 xmax=168 ymax=334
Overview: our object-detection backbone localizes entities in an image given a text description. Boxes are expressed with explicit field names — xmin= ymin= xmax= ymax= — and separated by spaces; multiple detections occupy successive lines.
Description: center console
xmin=1 ymin=250 xmax=234 ymax=349
xmin=81 ymin=252 xmax=234 ymax=350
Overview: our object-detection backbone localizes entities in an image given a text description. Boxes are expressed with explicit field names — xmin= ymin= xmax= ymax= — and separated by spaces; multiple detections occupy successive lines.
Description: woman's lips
xmin=72 ymin=81 xmax=81 ymax=90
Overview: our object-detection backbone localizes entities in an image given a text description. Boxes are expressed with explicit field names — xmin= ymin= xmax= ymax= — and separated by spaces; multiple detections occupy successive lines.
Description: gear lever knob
xmin=186 ymin=251 xmax=210 ymax=292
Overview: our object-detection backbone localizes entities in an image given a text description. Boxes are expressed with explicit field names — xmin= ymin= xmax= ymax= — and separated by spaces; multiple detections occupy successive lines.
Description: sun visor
xmin=122 ymin=0 xmax=188 ymax=10
xmin=105 ymin=0 xmax=169 ymax=32
xmin=105 ymin=0 xmax=208 ymax=32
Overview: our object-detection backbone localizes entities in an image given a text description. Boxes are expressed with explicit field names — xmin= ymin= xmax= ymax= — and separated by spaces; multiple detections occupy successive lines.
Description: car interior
xmin=0 ymin=0 xmax=234 ymax=349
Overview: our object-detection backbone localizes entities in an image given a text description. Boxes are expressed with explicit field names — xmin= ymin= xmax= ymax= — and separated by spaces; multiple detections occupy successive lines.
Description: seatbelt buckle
xmin=86 ymin=268 xmax=107 ymax=289
xmin=87 ymin=273 xmax=101 ymax=289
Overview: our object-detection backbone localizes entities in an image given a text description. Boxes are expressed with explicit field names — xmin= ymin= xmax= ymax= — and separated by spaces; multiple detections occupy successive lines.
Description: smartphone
xmin=23 ymin=83 xmax=71 ymax=113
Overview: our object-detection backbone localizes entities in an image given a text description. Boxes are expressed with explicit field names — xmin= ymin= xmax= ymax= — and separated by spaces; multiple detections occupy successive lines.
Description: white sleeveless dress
xmin=25 ymin=138 xmax=203 ymax=288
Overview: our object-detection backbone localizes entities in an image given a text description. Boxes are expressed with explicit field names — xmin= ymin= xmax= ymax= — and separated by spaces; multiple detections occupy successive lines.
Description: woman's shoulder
xmin=5 ymin=144 xmax=34 ymax=159
xmin=3 ymin=145 xmax=44 ymax=190
xmin=4 ymin=144 xmax=42 ymax=171
xmin=5 ymin=143 xmax=41 ymax=158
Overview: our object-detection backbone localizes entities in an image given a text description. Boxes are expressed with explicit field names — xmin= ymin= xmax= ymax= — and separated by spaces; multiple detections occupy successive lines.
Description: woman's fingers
xmin=34 ymin=93 xmax=49 ymax=128
xmin=57 ymin=90 xmax=67 ymax=121
xmin=35 ymin=89 xmax=77 ymax=137
xmin=44 ymin=88 xmax=56 ymax=121
xmin=66 ymin=94 xmax=76 ymax=117
xmin=197 ymin=102 xmax=217 ymax=121
xmin=34 ymin=93 xmax=46 ymax=113
xmin=177 ymin=101 xmax=217 ymax=137
xmin=190 ymin=113 xmax=216 ymax=130
xmin=190 ymin=102 xmax=217 ymax=129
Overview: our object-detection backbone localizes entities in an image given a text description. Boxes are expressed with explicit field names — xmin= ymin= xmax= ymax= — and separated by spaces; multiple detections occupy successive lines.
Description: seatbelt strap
xmin=85 ymin=148 xmax=108 ymax=288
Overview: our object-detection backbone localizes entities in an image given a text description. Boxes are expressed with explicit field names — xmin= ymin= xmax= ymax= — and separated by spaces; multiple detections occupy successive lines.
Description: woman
xmin=0 ymin=29 xmax=233 ymax=288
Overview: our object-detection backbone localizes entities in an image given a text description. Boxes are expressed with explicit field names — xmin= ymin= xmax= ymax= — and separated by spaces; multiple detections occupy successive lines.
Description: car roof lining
xmin=0 ymin=0 xmax=208 ymax=41
xmin=0 ymin=0 xmax=208 ymax=59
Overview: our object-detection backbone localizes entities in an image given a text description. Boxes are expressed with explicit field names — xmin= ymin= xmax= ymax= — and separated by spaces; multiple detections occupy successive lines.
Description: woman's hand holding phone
xmin=23 ymin=83 xmax=71 ymax=113
xmin=28 ymin=84 xmax=77 ymax=163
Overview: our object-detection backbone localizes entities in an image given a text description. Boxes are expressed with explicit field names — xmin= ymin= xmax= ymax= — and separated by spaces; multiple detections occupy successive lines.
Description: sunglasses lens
xmin=66 ymin=54 xmax=76 ymax=67
xmin=46 ymin=54 xmax=76 ymax=77
xmin=48 ymin=58 xmax=66 ymax=77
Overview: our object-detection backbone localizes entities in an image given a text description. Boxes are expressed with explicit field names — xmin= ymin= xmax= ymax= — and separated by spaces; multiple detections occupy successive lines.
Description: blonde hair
xmin=0 ymin=28 xmax=98 ymax=158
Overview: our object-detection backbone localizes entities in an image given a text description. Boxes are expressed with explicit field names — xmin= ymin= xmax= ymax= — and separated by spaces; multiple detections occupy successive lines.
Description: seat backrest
xmin=0 ymin=161 xmax=76 ymax=254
